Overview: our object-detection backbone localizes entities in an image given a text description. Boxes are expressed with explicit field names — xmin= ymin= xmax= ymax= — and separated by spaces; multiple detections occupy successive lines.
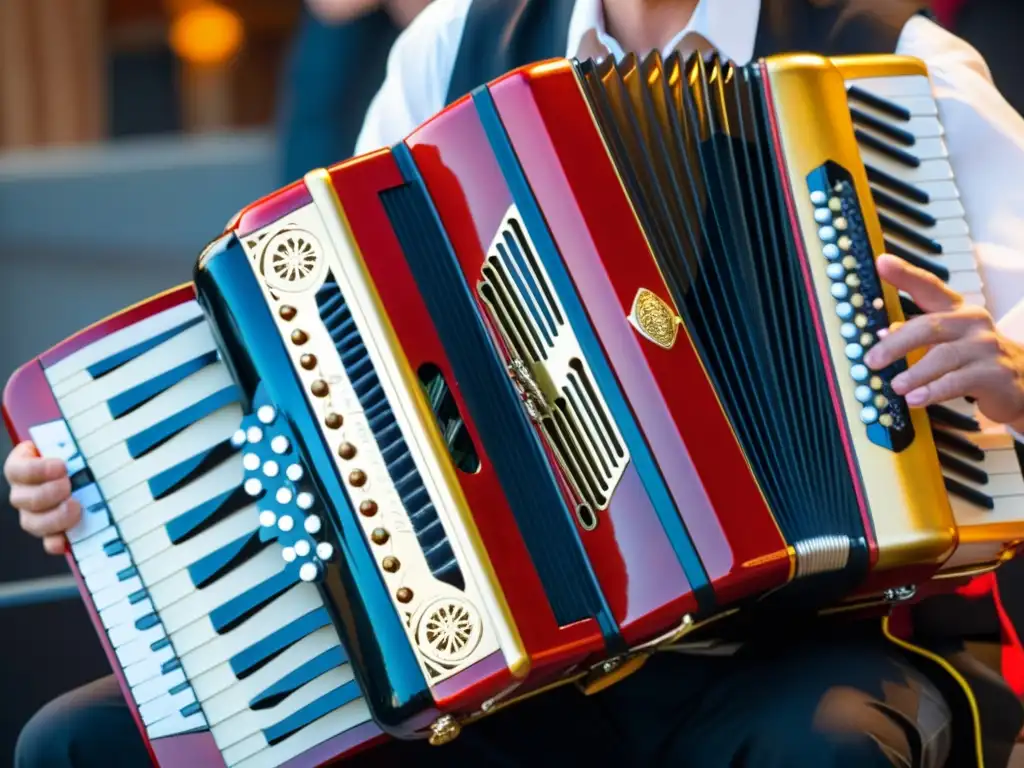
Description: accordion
xmin=5 ymin=52 xmax=1024 ymax=768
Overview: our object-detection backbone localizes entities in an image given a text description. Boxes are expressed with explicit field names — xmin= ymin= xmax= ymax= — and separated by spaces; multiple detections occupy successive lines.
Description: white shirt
xmin=354 ymin=0 xmax=1024 ymax=343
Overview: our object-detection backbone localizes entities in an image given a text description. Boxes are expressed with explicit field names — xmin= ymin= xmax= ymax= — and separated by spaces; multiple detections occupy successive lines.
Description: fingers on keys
xmin=4 ymin=441 xmax=68 ymax=485
xmin=18 ymin=497 xmax=82 ymax=538
xmin=875 ymin=253 xmax=962 ymax=313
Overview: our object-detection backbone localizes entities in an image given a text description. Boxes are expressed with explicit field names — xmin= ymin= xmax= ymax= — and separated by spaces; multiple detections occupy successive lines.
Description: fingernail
xmin=877 ymin=328 xmax=889 ymax=339
xmin=891 ymin=373 xmax=907 ymax=393
xmin=905 ymin=388 xmax=927 ymax=406
xmin=864 ymin=350 xmax=879 ymax=367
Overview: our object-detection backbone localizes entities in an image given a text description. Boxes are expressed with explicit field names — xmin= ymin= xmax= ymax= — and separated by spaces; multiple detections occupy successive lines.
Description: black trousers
xmin=19 ymin=622 xmax=1019 ymax=768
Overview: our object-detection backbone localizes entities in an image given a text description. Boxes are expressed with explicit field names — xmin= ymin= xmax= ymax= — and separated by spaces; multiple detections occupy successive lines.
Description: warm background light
xmin=168 ymin=2 xmax=244 ymax=66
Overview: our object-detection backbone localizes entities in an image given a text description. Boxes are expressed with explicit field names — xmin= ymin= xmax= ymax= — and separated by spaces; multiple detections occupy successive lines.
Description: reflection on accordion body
xmin=5 ymin=52 xmax=1024 ymax=767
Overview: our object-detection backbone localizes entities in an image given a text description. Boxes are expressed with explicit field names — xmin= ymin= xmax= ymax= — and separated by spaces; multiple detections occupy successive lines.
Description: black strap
xmin=445 ymin=0 xmax=576 ymax=107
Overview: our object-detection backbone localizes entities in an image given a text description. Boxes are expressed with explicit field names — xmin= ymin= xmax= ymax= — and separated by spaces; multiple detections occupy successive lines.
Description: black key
xmin=230 ymin=607 xmax=334 ymax=679
xmin=165 ymin=484 xmax=249 ymax=545
xmin=866 ymin=165 xmax=929 ymax=204
xmin=848 ymin=86 xmax=912 ymax=121
xmin=147 ymin=438 xmax=238 ymax=500
xmin=263 ymin=679 xmax=363 ymax=746
xmin=884 ymin=240 xmax=950 ymax=282
xmin=938 ymin=450 xmax=988 ymax=485
xmin=855 ymin=129 xmax=920 ymax=168
xmin=250 ymin=645 xmax=347 ymax=710
xmin=944 ymin=474 xmax=995 ymax=510
xmin=879 ymin=213 xmax=942 ymax=254
xmin=928 ymin=404 xmax=981 ymax=432
xmin=107 ymin=351 xmax=218 ymax=419
xmin=126 ymin=386 xmax=238 ymax=458
xmin=851 ymin=107 xmax=916 ymax=146
xmin=870 ymin=186 xmax=935 ymax=227
xmin=209 ymin=567 xmax=297 ymax=634
xmin=87 ymin=316 xmax=207 ymax=379
xmin=187 ymin=529 xmax=267 ymax=589
xmin=932 ymin=428 xmax=986 ymax=462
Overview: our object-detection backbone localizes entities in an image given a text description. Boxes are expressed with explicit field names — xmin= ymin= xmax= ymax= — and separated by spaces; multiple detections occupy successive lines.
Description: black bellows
xmin=574 ymin=52 xmax=867 ymax=566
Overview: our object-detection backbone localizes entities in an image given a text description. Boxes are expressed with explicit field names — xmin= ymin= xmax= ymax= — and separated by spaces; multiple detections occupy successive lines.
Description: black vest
xmin=445 ymin=0 xmax=932 ymax=106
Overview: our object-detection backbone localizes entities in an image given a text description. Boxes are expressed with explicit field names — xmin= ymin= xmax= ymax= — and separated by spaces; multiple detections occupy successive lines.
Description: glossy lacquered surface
xmin=196 ymin=234 xmax=434 ymax=735
xmin=403 ymin=86 xmax=709 ymax=645
xmin=485 ymin=64 xmax=791 ymax=611
xmin=325 ymin=149 xmax=606 ymax=691
xmin=2 ymin=289 xmax=226 ymax=768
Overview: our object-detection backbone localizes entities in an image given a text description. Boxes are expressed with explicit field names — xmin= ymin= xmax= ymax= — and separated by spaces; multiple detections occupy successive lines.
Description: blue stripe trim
xmin=470 ymin=86 xmax=711 ymax=607
xmin=390 ymin=143 xmax=621 ymax=648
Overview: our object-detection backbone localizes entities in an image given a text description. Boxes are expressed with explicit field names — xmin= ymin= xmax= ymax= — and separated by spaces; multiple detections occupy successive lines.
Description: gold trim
xmin=763 ymin=53 xmax=957 ymax=572
xmin=881 ymin=616 xmax=985 ymax=768
xmin=302 ymin=169 xmax=529 ymax=680
xmin=830 ymin=54 xmax=929 ymax=80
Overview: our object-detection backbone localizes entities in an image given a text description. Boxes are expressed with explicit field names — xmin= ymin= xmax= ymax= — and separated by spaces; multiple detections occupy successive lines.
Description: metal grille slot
xmin=478 ymin=207 xmax=629 ymax=524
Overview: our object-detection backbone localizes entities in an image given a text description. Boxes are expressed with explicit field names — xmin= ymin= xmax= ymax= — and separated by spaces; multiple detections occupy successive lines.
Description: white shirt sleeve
xmin=897 ymin=16 xmax=1024 ymax=344
xmin=352 ymin=0 xmax=473 ymax=157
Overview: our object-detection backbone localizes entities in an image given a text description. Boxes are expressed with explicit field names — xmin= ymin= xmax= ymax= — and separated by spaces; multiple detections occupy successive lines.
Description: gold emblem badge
xmin=628 ymin=288 xmax=680 ymax=350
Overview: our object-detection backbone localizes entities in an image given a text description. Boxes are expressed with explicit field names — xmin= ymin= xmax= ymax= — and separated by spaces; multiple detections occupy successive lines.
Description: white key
xmin=75 ymin=363 xmax=234 ymax=452
xmin=81 ymin=551 xmax=134 ymax=593
xmin=67 ymin=484 xmax=111 ymax=544
xmin=915 ymin=181 xmax=960 ymax=201
xmin=98 ymin=404 xmax=241 ymax=499
xmin=28 ymin=420 xmax=87 ymax=475
xmin=213 ymin=666 xmax=353 ymax=754
xmin=140 ymin=685 xmax=197 ymax=726
xmin=115 ymin=458 xmax=242 ymax=540
xmin=115 ymin=629 xmax=168 ymax=669
xmin=849 ymin=75 xmax=934 ymax=99
xmin=880 ymin=197 xmax=966 ymax=221
xmin=949 ymin=270 xmax=984 ymax=295
xmin=113 ymin=626 xmax=166 ymax=671
xmin=76 ymin=542 xmax=125 ymax=578
xmin=229 ymin=700 xmax=373 ymax=768
xmin=44 ymin=301 xmax=204 ymax=388
xmin=134 ymin=667 xmax=187 ymax=707
xmin=176 ymin=584 xmax=324 ymax=680
xmin=881 ymin=214 xmax=968 ymax=240
xmin=124 ymin=642 xmax=177 ymax=688
xmin=201 ymin=628 xmax=343 ymax=727
xmin=862 ymin=152 xmax=953 ymax=185
xmin=70 ymin=525 xmax=119 ymax=564
xmin=55 ymin=322 xmax=217 ymax=416
xmin=109 ymin=616 xmax=165 ymax=651
xmin=90 ymin=573 xmax=145 ymax=612
xmin=155 ymin=547 xmax=288 ymax=635
xmin=146 ymin=708 xmax=207 ymax=739
xmin=134 ymin=504 xmax=259 ymax=587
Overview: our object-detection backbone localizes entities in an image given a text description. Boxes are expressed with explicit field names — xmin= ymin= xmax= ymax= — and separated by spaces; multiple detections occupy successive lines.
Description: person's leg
xmin=15 ymin=675 xmax=150 ymax=768
xmin=594 ymin=624 xmax=955 ymax=767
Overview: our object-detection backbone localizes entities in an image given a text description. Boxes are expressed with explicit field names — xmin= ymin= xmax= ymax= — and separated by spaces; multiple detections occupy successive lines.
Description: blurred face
xmin=305 ymin=0 xmax=430 ymax=27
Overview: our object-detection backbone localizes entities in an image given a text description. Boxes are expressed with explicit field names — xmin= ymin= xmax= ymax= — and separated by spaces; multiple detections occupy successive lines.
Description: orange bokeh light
xmin=169 ymin=2 xmax=244 ymax=66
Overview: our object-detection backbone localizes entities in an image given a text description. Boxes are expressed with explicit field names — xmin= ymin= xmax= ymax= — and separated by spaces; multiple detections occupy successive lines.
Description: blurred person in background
xmin=276 ymin=0 xmax=432 ymax=183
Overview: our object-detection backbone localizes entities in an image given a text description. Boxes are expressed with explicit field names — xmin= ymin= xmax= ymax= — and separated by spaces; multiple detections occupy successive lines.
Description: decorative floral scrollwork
xmin=415 ymin=598 xmax=482 ymax=666
xmin=260 ymin=228 xmax=325 ymax=293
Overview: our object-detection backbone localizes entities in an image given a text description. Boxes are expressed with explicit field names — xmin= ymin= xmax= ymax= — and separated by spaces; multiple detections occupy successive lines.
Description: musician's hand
xmin=4 ymin=441 xmax=79 ymax=555
xmin=863 ymin=254 xmax=1024 ymax=430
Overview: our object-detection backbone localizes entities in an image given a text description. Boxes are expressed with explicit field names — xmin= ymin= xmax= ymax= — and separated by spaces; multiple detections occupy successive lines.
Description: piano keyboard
xmin=31 ymin=297 xmax=374 ymax=768
xmin=844 ymin=69 xmax=1024 ymax=562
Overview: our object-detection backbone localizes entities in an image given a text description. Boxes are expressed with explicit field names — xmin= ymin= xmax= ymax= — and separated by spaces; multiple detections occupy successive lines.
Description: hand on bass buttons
xmin=4 ymin=441 xmax=80 ymax=555
xmin=864 ymin=254 xmax=1024 ymax=432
